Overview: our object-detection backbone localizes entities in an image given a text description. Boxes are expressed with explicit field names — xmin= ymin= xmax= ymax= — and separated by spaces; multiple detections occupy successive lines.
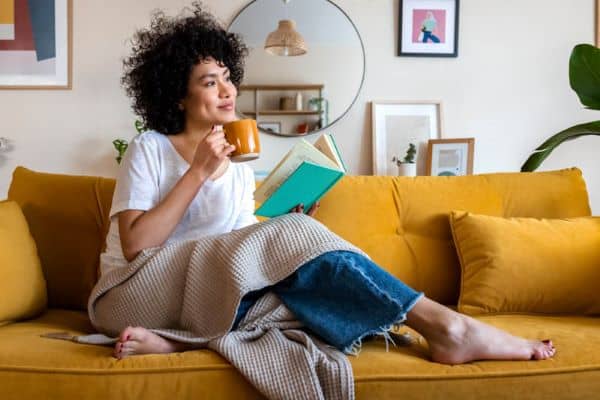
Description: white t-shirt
xmin=100 ymin=131 xmax=258 ymax=276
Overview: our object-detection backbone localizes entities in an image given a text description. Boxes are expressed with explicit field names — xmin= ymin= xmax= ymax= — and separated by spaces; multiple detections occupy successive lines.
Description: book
xmin=313 ymin=133 xmax=347 ymax=173
xmin=254 ymin=134 xmax=346 ymax=218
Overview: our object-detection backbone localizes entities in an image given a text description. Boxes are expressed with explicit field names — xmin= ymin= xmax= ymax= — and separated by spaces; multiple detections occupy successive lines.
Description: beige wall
xmin=0 ymin=0 xmax=598 ymax=212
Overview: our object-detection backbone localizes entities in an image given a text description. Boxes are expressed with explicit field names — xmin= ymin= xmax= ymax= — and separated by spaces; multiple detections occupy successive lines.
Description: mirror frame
xmin=228 ymin=0 xmax=366 ymax=137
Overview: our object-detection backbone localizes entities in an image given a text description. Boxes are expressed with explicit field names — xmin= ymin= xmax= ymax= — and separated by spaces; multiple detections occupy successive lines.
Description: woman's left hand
xmin=290 ymin=201 xmax=320 ymax=217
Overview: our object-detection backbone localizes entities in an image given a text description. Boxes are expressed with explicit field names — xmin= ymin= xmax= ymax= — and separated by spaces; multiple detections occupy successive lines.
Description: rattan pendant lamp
xmin=264 ymin=0 xmax=307 ymax=56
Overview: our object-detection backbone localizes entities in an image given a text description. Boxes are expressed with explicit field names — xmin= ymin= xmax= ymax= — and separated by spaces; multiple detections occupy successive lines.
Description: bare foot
xmin=113 ymin=326 xmax=193 ymax=359
xmin=426 ymin=314 xmax=556 ymax=364
xmin=406 ymin=297 xmax=556 ymax=365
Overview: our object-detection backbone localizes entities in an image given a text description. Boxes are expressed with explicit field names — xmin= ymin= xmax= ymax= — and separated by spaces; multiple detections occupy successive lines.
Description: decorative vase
xmin=397 ymin=163 xmax=416 ymax=177
xmin=280 ymin=97 xmax=295 ymax=110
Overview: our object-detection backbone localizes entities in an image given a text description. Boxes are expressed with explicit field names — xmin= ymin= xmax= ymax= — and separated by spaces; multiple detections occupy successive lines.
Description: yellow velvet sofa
xmin=1 ymin=165 xmax=599 ymax=399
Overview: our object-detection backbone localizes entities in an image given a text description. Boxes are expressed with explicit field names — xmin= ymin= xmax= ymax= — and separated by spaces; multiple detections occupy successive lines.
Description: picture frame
xmin=426 ymin=138 xmax=474 ymax=176
xmin=398 ymin=0 xmax=459 ymax=57
xmin=0 ymin=0 xmax=72 ymax=89
xmin=258 ymin=121 xmax=281 ymax=135
xmin=371 ymin=101 xmax=443 ymax=176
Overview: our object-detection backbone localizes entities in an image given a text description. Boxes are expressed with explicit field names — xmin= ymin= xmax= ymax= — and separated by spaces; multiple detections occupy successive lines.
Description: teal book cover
xmin=255 ymin=161 xmax=344 ymax=218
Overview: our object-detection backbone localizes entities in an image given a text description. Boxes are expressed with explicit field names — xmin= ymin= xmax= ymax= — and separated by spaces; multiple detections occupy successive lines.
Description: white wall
xmin=0 ymin=0 xmax=598 ymax=212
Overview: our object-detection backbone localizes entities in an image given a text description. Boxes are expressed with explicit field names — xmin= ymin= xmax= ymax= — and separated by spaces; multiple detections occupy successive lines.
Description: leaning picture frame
xmin=398 ymin=0 xmax=459 ymax=57
xmin=371 ymin=101 xmax=443 ymax=176
xmin=258 ymin=121 xmax=281 ymax=135
xmin=0 ymin=0 xmax=72 ymax=89
xmin=426 ymin=138 xmax=474 ymax=176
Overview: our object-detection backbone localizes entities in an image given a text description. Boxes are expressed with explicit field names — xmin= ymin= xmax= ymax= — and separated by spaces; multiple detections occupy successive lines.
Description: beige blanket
xmin=86 ymin=214 xmax=366 ymax=400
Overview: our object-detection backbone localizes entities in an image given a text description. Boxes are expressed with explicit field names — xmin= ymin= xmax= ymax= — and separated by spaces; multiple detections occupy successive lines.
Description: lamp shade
xmin=264 ymin=19 xmax=307 ymax=56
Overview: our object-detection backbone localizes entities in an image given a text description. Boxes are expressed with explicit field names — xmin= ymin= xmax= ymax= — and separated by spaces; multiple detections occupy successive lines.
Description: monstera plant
xmin=521 ymin=44 xmax=600 ymax=171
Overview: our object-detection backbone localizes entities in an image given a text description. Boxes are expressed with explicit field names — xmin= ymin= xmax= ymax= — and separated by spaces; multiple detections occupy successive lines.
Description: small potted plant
xmin=112 ymin=120 xmax=145 ymax=164
xmin=392 ymin=143 xmax=417 ymax=176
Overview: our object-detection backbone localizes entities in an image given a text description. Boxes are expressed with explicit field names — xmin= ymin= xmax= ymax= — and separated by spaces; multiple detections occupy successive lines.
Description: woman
xmin=100 ymin=3 xmax=555 ymax=364
xmin=421 ymin=11 xmax=441 ymax=43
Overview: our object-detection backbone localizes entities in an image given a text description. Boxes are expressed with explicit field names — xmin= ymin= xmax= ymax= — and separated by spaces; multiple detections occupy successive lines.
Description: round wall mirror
xmin=229 ymin=0 xmax=365 ymax=137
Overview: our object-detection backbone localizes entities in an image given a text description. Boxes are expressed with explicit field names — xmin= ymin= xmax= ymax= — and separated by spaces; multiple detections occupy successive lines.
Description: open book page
xmin=254 ymin=139 xmax=340 ymax=203
xmin=313 ymin=134 xmax=347 ymax=172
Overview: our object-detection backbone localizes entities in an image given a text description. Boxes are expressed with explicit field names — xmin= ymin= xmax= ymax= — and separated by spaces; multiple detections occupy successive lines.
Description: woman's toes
xmin=119 ymin=326 xmax=135 ymax=343
xmin=532 ymin=340 xmax=557 ymax=360
xmin=121 ymin=342 xmax=135 ymax=353
xmin=113 ymin=342 xmax=123 ymax=357
xmin=120 ymin=348 xmax=134 ymax=358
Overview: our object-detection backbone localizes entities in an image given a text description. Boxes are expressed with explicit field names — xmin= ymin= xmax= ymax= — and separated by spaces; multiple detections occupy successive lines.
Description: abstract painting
xmin=0 ymin=0 xmax=71 ymax=89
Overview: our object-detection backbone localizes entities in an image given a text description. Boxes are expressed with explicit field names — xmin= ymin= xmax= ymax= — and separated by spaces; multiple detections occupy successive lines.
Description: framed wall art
xmin=371 ymin=101 xmax=443 ymax=176
xmin=398 ymin=0 xmax=459 ymax=57
xmin=258 ymin=121 xmax=281 ymax=135
xmin=0 ymin=0 xmax=72 ymax=89
xmin=426 ymin=138 xmax=474 ymax=176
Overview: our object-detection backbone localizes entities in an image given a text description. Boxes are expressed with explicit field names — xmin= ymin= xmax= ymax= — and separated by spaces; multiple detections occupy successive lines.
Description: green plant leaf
xmin=134 ymin=120 xmax=145 ymax=133
xmin=521 ymin=121 xmax=600 ymax=171
xmin=569 ymin=44 xmax=600 ymax=110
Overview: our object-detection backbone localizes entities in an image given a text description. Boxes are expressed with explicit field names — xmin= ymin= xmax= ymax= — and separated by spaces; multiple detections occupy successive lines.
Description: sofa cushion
xmin=450 ymin=212 xmax=600 ymax=315
xmin=0 ymin=201 xmax=47 ymax=326
xmin=1 ymin=309 xmax=599 ymax=399
xmin=7 ymin=167 xmax=115 ymax=311
xmin=316 ymin=168 xmax=590 ymax=305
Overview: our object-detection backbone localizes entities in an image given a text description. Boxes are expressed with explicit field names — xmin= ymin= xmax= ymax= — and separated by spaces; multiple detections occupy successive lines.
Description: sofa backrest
xmin=7 ymin=166 xmax=590 ymax=310
xmin=8 ymin=167 xmax=115 ymax=311
xmin=316 ymin=169 xmax=590 ymax=305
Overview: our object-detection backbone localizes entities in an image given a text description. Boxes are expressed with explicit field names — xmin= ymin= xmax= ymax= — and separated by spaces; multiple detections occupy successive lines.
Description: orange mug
xmin=222 ymin=119 xmax=261 ymax=162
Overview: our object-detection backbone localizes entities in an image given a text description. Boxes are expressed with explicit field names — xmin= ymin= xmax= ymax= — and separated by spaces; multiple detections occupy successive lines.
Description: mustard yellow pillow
xmin=450 ymin=211 xmax=600 ymax=315
xmin=0 ymin=201 xmax=47 ymax=325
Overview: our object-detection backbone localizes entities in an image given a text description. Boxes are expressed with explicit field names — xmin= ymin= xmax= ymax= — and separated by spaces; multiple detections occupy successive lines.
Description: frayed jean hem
xmin=342 ymin=292 xmax=424 ymax=355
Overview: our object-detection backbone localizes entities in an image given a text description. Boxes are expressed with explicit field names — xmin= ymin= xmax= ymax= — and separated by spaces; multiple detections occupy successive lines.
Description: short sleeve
xmin=232 ymin=165 xmax=259 ymax=230
xmin=109 ymin=133 xmax=161 ymax=218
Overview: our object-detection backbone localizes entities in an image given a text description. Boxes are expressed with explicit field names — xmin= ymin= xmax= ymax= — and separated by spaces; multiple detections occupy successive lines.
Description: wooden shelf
xmin=238 ymin=84 xmax=325 ymax=136
xmin=240 ymin=84 xmax=324 ymax=91
xmin=241 ymin=110 xmax=321 ymax=116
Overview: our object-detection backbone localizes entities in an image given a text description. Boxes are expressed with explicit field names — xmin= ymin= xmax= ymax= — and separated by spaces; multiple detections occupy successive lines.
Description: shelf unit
xmin=241 ymin=110 xmax=320 ymax=116
xmin=239 ymin=84 xmax=324 ymax=118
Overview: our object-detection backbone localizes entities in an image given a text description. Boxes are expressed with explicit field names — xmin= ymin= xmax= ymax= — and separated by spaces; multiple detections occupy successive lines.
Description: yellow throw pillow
xmin=450 ymin=211 xmax=600 ymax=315
xmin=0 ymin=201 xmax=47 ymax=325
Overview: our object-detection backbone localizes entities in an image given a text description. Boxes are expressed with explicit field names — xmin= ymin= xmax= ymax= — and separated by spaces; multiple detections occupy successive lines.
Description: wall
xmin=0 ymin=0 xmax=598 ymax=212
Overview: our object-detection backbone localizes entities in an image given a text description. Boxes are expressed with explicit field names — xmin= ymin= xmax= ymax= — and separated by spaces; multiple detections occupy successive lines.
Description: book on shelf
xmin=254 ymin=133 xmax=346 ymax=218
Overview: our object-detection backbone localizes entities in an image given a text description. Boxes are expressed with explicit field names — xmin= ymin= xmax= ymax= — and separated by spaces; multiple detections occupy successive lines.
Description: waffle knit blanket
xmin=86 ymin=213 xmax=366 ymax=400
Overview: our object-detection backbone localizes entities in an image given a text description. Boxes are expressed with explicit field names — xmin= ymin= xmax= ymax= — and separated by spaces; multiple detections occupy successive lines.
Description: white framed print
xmin=0 ymin=0 xmax=72 ymax=89
xmin=371 ymin=101 xmax=443 ymax=176
xmin=398 ymin=0 xmax=459 ymax=57
xmin=426 ymin=138 xmax=474 ymax=176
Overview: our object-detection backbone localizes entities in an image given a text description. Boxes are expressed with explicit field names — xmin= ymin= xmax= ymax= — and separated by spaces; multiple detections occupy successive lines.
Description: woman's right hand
xmin=190 ymin=126 xmax=236 ymax=179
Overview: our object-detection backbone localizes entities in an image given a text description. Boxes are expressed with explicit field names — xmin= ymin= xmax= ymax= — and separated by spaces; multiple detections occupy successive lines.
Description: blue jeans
xmin=233 ymin=251 xmax=423 ymax=353
xmin=423 ymin=31 xmax=440 ymax=43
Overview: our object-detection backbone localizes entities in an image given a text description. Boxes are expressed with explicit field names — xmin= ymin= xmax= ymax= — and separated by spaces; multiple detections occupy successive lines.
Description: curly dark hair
xmin=121 ymin=2 xmax=248 ymax=135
